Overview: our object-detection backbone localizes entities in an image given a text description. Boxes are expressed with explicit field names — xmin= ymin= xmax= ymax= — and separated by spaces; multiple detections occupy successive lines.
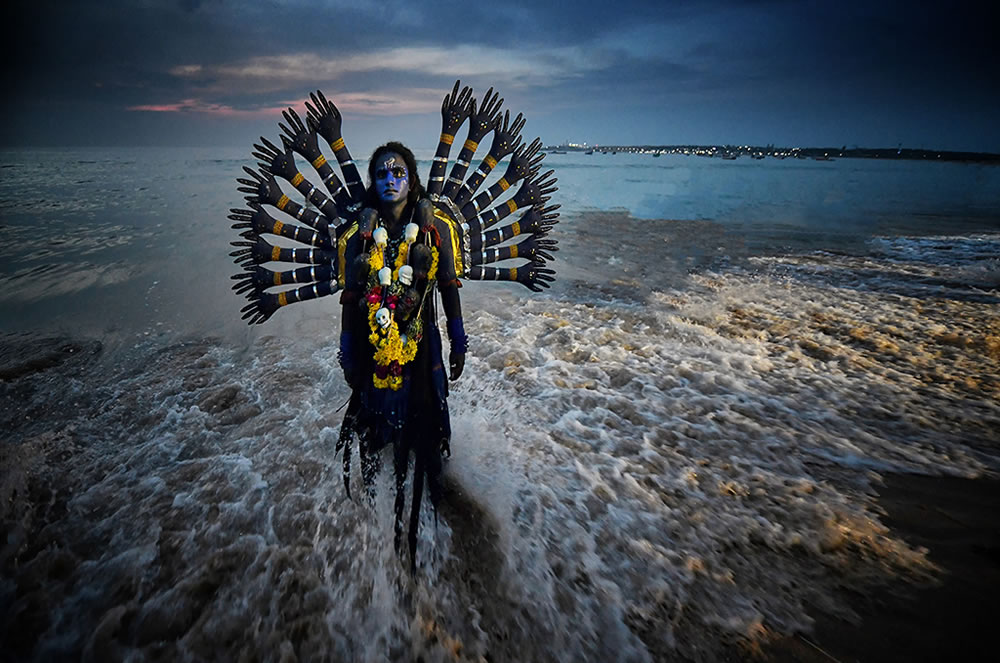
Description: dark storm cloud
xmin=1 ymin=0 xmax=996 ymax=150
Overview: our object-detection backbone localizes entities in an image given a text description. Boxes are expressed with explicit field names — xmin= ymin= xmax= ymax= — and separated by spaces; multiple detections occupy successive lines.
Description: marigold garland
xmin=364 ymin=228 xmax=439 ymax=391
xmin=427 ymin=244 xmax=439 ymax=282
xmin=393 ymin=240 xmax=409 ymax=279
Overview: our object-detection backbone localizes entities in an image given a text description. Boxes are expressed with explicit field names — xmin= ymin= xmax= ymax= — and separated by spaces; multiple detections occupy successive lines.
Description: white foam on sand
xmin=2 ymin=231 xmax=998 ymax=662
xmin=440 ymin=258 xmax=998 ymax=658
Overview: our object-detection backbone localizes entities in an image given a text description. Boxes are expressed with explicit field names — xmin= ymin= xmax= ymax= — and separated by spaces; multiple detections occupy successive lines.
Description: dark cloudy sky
xmin=2 ymin=0 xmax=997 ymax=151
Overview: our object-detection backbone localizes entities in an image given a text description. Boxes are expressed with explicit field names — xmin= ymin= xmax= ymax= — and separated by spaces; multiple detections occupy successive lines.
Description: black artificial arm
xmin=441 ymin=88 xmax=503 ymax=201
xmin=305 ymin=91 xmax=367 ymax=203
xmin=238 ymin=280 xmax=340 ymax=325
xmin=470 ymin=234 xmax=558 ymax=266
xmin=468 ymin=167 xmax=557 ymax=232
xmin=228 ymin=203 xmax=330 ymax=248
xmin=427 ymin=80 xmax=474 ymax=197
xmin=459 ymin=138 xmax=544 ymax=223
xmin=231 ymin=264 xmax=336 ymax=295
xmin=229 ymin=237 xmax=335 ymax=270
xmin=467 ymin=263 xmax=555 ymax=292
xmin=252 ymin=137 xmax=342 ymax=221
xmin=469 ymin=203 xmax=561 ymax=251
xmin=279 ymin=107 xmax=356 ymax=211
xmin=452 ymin=110 xmax=525 ymax=209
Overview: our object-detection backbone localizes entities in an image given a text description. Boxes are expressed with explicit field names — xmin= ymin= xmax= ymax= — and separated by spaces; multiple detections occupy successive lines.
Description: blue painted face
xmin=374 ymin=152 xmax=409 ymax=203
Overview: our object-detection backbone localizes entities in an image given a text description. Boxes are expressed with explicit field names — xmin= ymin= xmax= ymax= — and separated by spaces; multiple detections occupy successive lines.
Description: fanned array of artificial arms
xmin=230 ymin=81 xmax=560 ymax=324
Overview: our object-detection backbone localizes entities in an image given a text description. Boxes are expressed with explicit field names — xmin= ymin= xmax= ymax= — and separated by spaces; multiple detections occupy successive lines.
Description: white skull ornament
xmin=404 ymin=223 xmax=419 ymax=243
xmin=398 ymin=265 xmax=413 ymax=286
xmin=375 ymin=307 xmax=391 ymax=329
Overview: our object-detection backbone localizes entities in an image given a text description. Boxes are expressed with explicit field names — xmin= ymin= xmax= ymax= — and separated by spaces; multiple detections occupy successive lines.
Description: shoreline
xmin=544 ymin=145 xmax=1000 ymax=164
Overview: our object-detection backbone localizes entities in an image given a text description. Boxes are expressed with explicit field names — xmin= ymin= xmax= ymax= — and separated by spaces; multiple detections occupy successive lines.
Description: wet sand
xmin=765 ymin=472 xmax=1000 ymax=663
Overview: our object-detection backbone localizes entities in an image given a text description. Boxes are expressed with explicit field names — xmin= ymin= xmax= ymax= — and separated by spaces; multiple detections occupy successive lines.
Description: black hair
xmin=364 ymin=141 xmax=424 ymax=212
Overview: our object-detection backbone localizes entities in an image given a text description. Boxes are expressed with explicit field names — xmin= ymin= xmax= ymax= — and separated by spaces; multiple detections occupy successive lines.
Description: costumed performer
xmin=337 ymin=142 xmax=467 ymax=569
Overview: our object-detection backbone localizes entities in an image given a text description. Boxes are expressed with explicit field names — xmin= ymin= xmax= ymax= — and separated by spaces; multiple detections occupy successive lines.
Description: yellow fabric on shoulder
xmin=433 ymin=208 xmax=464 ymax=278
xmin=337 ymin=221 xmax=359 ymax=288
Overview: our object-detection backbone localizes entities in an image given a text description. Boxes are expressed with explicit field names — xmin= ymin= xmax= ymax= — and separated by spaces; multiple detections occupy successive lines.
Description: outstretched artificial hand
xmin=441 ymin=80 xmax=474 ymax=135
xmin=512 ymin=170 xmax=558 ymax=208
xmin=236 ymin=166 xmax=284 ymax=206
xmin=305 ymin=90 xmax=343 ymax=145
xmin=240 ymin=296 xmax=279 ymax=325
xmin=252 ymin=137 xmax=298 ymax=181
xmin=280 ymin=107 xmax=321 ymax=159
xmin=517 ymin=264 xmax=556 ymax=292
xmin=227 ymin=202 xmax=273 ymax=235
xmin=488 ymin=110 xmax=525 ymax=160
xmin=514 ymin=235 xmax=559 ymax=263
xmin=518 ymin=203 xmax=561 ymax=236
xmin=467 ymin=88 xmax=503 ymax=143
xmin=502 ymin=138 xmax=544 ymax=184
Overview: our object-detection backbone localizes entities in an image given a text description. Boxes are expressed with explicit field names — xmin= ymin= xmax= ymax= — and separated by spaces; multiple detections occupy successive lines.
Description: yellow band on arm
xmin=510 ymin=267 xmax=517 ymax=281
xmin=506 ymin=199 xmax=518 ymax=214
xmin=485 ymin=155 xmax=497 ymax=169
xmin=291 ymin=173 xmax=304 ymax=187
xmin=440 ymin=133 xmax=454 ymax=145
xmin=274 ymin=272 xmax=283 ymax=285
xmin=511 ymin=221 xmax=520 ymax=235
xmin=273 ymin=220 xmax=284 ymax=234
xmin=276 ymin=194 xmax=290 ymax=211
xmin=278 ymin=292 xmax=288 ymax=306
xmin=271 ymin=246 xmax=282 ymax=261
xmin=498 ymin=178 xmax=510 ymax=191
xmin=509 ymin=244 xmax=519 ymax=259
xmin=463 ymin=139 xmax=479 ymax=152
xmin=311 ymin=155 xmax=327 ymax=169
xmin=331 ymin=137 xmax=345 ymax=151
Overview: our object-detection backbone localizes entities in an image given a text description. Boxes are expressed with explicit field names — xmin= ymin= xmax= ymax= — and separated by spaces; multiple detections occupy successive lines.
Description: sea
xmin=1 ymin=145 xmax=998 ymax=662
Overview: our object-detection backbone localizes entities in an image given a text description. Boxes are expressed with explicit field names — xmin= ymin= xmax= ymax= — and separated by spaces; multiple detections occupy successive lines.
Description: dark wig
xmin=364 ymin=141 xmax=425 ymax=212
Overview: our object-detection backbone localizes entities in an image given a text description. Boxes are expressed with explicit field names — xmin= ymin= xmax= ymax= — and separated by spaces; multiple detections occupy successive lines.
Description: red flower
xmin=375 ymin=364 xmax=389 ymax=379
xmin=389 ymin=361 xmax=403 ymax=377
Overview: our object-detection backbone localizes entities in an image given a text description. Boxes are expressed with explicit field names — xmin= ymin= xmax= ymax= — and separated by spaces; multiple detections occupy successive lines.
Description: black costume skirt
xmin=342 ymin=305 xmax=451 ymax=487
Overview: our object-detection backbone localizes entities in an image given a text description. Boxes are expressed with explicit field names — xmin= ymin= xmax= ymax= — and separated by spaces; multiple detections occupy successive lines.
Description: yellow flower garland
xmin=393 ymin=240 xmax=409 ymax=279
xmin=364 ymin=231 xmax=439 ymax=391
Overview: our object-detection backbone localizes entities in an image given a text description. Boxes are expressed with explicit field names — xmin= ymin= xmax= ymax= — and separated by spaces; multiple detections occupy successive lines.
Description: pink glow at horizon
xmin=126 ymin=89 xmax=441 ymax=119
xmin=125 ymin=98 xmax=300 ymax=118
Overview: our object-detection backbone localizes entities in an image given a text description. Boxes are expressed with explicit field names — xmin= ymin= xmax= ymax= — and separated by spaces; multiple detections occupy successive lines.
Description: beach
xmin=764 ymin=472 xmax=1000 ymax=662
xmin=2 ymin=148 xmax=999 ymax=661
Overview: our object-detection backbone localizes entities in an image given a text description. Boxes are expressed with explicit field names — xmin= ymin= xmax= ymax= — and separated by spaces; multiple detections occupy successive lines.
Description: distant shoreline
xmin=546 ymin=144 xmax=1000 ymax=164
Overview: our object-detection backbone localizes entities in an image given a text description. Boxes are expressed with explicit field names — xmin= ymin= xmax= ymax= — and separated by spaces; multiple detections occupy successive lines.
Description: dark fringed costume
xmin=229 ymin=81 xmax=560 ymax=570
xmin=336 ymin=194 xmax=462 ymax=561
